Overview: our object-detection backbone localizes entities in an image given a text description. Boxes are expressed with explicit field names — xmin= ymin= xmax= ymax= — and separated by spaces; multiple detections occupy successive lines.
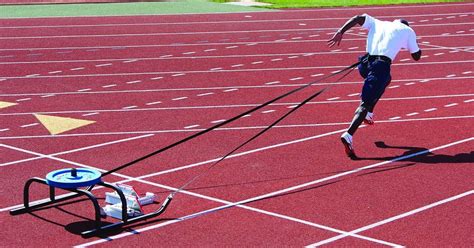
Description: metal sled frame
xmin=9 ymin=177 xmax=172 ymax=237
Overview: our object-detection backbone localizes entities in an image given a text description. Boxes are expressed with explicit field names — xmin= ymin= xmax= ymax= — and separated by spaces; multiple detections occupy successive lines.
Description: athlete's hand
xmin=327 ymin=31 xmax=343 ymax=48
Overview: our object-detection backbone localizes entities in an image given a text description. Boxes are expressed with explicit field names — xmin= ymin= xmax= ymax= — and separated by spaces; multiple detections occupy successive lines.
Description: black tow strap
xmin=173 ymin=61 xmax=357 ymax=195
xmin=101 ymin=60 xmax=361 ymax=179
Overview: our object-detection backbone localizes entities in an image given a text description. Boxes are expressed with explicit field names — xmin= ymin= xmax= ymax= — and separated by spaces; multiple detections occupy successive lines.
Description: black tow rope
xmin=172 ymin=62 xmax=358 ymax=196
xmin=92 ymin=60 xmax=360 ymax=197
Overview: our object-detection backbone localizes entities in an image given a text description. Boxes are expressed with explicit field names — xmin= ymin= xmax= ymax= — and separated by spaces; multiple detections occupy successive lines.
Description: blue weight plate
xmin=46 ymin=168 xmax=102 ymax=189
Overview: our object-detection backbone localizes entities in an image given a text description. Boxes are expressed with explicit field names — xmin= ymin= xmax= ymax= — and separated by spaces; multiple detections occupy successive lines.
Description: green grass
xmin=0 ymin=0 xmax=271 ymax=18
xmin=213 ymin=0 xmax=465 ymax=8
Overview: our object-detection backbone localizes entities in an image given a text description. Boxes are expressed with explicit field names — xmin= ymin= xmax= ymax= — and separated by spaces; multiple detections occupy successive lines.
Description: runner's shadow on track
xmin=355 ymin=141 xmax=474 ymax=164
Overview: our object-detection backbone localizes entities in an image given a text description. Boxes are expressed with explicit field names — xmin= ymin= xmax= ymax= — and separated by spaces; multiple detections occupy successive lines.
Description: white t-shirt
xmin=362 ymin=14 xmax=420 ymax=61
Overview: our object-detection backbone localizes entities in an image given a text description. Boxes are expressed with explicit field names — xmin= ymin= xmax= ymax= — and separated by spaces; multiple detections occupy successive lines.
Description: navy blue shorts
xmin=357 ymin=54 xmax=392 ymax=108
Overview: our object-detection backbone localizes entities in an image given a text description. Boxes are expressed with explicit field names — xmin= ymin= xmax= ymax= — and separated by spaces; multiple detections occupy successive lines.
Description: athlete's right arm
xmin=327 ymin=15 xmax=366 ymax=47
xmin=407 ymin=29 xmax=421 ymax=61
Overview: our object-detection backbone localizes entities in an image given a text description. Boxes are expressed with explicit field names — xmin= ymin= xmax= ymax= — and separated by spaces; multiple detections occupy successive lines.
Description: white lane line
xmin=400 ymin=58 xmax=410 ymax=62
xmin=16 ymin=98 xmax=31 ymax=102
xmin=464 ymin=99 xmax=474 ymax=103
xmin=102 ymin=84 xmax=117 ymax=88
xmin=183 ymin=52 xmax=196 ymax=55
xmin=204 ymin=49 xmax=217 ymax=52
xmin=25 ymin=74 xmax=40 ymax=78
xmin=223 ymin=88 xmax=238 ymax=92
xmin=4 ymin=92 xmax=474 ymax=117
xmin=172 ymin=97 xmax=188 ymax=101
xmin=172 ymin=73 xmax=185 ymax=77
xmin=290 ymin=77 xmax=304 ymax=81
xmin=246 ymin=43 xmax=258 ymax=46
xmin=225 ymin=46 xmax=238 ymax=49
xmin=446 ymin=74 xmax=456 ymax=78
xmin=160 ymin=55 xmax=173 ymax=58
xmin=265 ymin=81 xmax=280 ymax=85
xmin=0 ymin=128 xmax=9 ymax=132
xmin=48 ymin=71 xmax=62 ymax=74
xmin=406 ymin=112 xmax=419 ymax=116
xmin=462 ymin=71 xmax=472 ymax=74
xmin=0 ymin=133 xmax=154 ymax=169
xmin=307 ymin=190 xmax=474 ymax=247
xmin=126 ymin=80 xmax=141 ymax=84
xmin=231 ymin=64 xmax=244 ymax=68
xmin=444 ymin=103 xmax=458 ymax=107
xmin=82 ymin=112 xmax=99 ymax=116
xmin=405 ymin=82 xmax=416 ymax=85
xmin=145 ymin=101 xmax=162 ymax=106
xmin=76 ymin=137 xmax=474 ymax=248
xmin=77 ymin=88 xmax=91 ymax=92
xmin=210 ymin=67 xmax=222 ymax=71
xmin=433 ymin=17 xmax=443 ymax=20
xmin=70 ymin=67 xmax=84 ymax=71
xmin=251 ymin=61 xmax=263 ymax=64
xmin=311 ymin=73 xmax=324 ymax=77
xmin=271 ymin=58 xmax=283 ymax=61
xmin=288 ymin=55 xmax=299 ymax=59
xmin=151 ymin=76 xmax=163 ymax=80
xmin=434 ymin=52 xmax=444 ymax=56
xmin=40 ymin=94 xmax=55 ymax=98
xmin=211 ymin=119 xmax=226 ymax=124
xmin=184 ymin=124 xmax=200 ymax=129
xmin=3 ymin=115 xmax=473 ymax=140
xmin=122 ymin=105 xmax=137 ymax=109
xmin=123 ymin=59 xmax=138 ymax=63
xmin=389 ymin=116 xmax=401 ymax=120
xmin=388 ymin=85 xmax=400 ymax=89
xmin=424 ymin=108 xmax=437 ymax=112
xmin=348 ymin=93 xmax=359 ymax=97
xmin=262 ymin=110 xmax=275 ymax=114
xmin=197 ymin=92 xmax=214 ymax=97
xmin=20 ymin=123 xmax=39 ymax=128
xmin=95 ymin=63 xmax=112 ymax=67
xmin=327 ymin=97 xmax=340 ymax=101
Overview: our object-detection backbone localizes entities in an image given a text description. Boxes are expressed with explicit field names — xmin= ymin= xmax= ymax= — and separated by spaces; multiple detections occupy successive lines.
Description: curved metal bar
xmin=75 ymin=188 xmax=102 ymax=228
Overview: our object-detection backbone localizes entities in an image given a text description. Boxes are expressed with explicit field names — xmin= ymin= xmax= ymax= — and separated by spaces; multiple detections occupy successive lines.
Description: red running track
xmin=0 ymin=2 xmax=473 ymax=247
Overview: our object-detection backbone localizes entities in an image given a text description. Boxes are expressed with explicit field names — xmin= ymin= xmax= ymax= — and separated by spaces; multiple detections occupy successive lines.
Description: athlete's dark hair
xmin=400 ymin=19 xmax=409 ymax=26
